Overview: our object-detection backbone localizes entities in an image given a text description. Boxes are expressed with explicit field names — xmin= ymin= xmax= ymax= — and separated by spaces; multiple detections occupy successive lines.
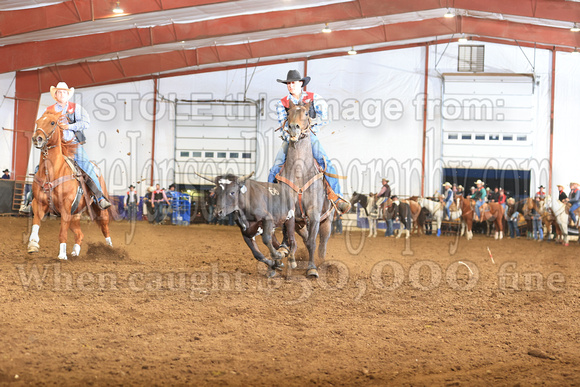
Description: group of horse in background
xmin=350 ymin=189 xmax=577 ymax=246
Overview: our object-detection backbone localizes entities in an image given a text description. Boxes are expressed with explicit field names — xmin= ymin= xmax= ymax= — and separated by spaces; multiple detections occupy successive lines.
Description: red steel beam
xmin=0 ymin=0 xmax=236 ymax=38
xmin=5 ymin=0 xmax=580 ymax=74
xmin=421 ymin=43 xmax=429 ymax=197
xmin=13 ymin=72 xmax=42 ymax=180
xmin=26 ymin=18 xmax=457 ymax=90
xmin=549 ymin=48 xmax=556 ymax=191
xmin=22 ymin=14 xmax=580 ymax=93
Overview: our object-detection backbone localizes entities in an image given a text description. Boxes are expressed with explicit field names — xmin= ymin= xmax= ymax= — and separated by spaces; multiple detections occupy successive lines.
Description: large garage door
xmin=441 ymin=74 xmax=536 ymax=165
xmin=173 ymin=99 xmax=259 ymax=186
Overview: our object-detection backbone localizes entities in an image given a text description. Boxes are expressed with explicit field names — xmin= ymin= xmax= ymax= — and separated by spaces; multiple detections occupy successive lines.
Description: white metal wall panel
xmin=441 ymin=74 xmax=537 ymax=167
xmin=174 ymin=101 xmax=258 ymax=185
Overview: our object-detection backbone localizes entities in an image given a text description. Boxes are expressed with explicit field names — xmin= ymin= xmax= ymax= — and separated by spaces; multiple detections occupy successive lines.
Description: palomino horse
xmin=27 ymin=111 xmax=114 ymax=260
xmin=417 ymin=196 xmax=462 ymax=237
xmin=275 ymin=100 xmax=335 ymax=277
xmin=457 ymin=197 xmax=504 ymax=240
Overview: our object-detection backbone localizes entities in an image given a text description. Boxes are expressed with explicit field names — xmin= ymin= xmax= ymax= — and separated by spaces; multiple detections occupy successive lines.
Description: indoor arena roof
xmin=3 ymin=0 xmax=580 ymax=86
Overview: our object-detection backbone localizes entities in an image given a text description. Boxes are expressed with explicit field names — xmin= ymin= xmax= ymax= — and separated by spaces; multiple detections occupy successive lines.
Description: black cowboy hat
xmin=129 ymin=185 xmax=135 ymax=189
xmin=277 ymin=70 xmax=311 ymax=87
xmin=2 ymin=169 xmax=9 ymax=173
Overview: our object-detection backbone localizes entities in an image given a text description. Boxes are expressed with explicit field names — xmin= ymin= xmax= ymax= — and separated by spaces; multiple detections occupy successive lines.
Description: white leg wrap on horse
xmin=29 ymin=224 xmax=40 ymax=243
xmin=105 ymin=237 xmax=113 ymax=246
xmin=72 ymin=244 xmax=81 ymax=256
xmin=58 ymin=243 xmax=68 ymax=260
xmin=494 ymin=232 xmax=499 ymax=240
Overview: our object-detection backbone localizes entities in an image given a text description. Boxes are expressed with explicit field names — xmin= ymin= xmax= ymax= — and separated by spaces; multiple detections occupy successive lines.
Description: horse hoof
xmin=306 ymin=268 xmax=319 ymax=278
xmin=58 ymin=254 xmax=68 ymax=260
xmin=266 ymin=269 xmax=276 ymax=278
xmin=277 ymin=245 xmax=289 ymax=258
xmin=72 ymin=244 xmax=81 ymax=257
xmin=27 ymin=241 xmax=40 ymax=253
xmin=273 ymin=260 xmax=285 ymax=271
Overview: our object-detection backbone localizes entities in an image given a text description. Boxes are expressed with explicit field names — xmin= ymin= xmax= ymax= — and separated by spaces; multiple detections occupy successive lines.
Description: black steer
xmin=197 ymin=172 xmax=304 ymax=277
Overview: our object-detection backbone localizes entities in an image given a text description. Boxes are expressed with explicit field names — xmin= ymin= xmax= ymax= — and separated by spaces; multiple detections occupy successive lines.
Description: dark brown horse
xmin=275 ymin=100 xmax=335 ymax=277
xmin=27 ymin=111 xmax=114 ymax=260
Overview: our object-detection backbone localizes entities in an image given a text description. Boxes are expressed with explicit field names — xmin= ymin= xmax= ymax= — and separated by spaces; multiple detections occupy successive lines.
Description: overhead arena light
xmin=444 ymin=8 xmax=455 ymax=18
xmin=112 ymin=1 xmax=124 ymax=14
xmin=571 ymin=23 xmax=580 ymax=32
xmin=347 ymin=47 xmax=357 ymax=55
xmin=322 ymin=23 xmax=331 ymax=33
xmin=572 ymin=48 xmax=579 ymax=55
xmin=458 ymin=34 xmax=469 ymax=43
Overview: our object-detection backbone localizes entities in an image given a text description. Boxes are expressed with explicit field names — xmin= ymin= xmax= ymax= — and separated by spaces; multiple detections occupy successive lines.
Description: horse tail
xmin=107 ymin=203 xmax=122 ymax=221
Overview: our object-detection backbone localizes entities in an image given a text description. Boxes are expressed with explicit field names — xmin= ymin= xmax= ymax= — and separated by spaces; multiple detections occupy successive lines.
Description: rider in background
xmin=442 ymin=182 xmax=453 ymax=220
xmin=471 ymin=179 xmax=486 ymax=220
xmin=376 ymin=178 xmax=391 ymax=217
xmin=569 ymin=182 xmax=580 ymax=226
xmin=45 ymin=82 xmax=111 ymax=209
xmin=268 ymin=70 xmax=350 ymax=214
xmin=557 ymin=184 xmax=568 ymax=202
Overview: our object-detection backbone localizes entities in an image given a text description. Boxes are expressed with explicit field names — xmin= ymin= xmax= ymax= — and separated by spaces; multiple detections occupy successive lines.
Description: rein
xmin=34 ymin=119 xmax=80 ymax=215
xmin=275 ymin=168 xmax=324 ymax=220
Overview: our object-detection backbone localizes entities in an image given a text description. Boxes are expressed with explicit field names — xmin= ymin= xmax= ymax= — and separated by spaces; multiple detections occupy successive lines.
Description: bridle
xmin=276 ymin=106 xmax=314 ymax=142
xmin=34 ymin=119 xmax=59 ymax=158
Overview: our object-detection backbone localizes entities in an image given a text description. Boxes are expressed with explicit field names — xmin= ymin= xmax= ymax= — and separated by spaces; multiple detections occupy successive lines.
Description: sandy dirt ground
xmin=0 ymin=215 xmax=579 ymax=386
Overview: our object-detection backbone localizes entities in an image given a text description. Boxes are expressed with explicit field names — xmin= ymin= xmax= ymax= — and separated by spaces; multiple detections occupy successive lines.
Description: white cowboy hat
xmin=50 ymin=82 xmax=74 ymax=101
xmin=443 ymin=182 xmax=452 ymax=187
xmin=474 ymin=179 xmax=485 ymax=185
xmin=458 ymin=185 xmax=464 ymax=189
xmin=571 ymin=182 xmax=579 ymax=187
xmin=557 ymin=184 xmax=564 ymax=188
xmin=147 ymin=186 xmax=155 ymax=193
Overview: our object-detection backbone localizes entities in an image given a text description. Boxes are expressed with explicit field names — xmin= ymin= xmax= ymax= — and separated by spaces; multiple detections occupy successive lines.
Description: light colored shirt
xmin=275 ymin=92 xmax=329 ymax=141
xmin=48 ymin=102 xmax=90 ymax=142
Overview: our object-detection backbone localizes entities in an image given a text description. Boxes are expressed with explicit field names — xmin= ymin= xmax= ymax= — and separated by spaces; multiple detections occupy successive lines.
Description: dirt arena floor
xmin=0 ymin=215 xmax=579 ymax=386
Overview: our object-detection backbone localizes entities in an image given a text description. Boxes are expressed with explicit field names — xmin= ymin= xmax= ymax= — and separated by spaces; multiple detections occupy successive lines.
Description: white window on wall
xmin=458 ymin=45 xmax=485 ymax=72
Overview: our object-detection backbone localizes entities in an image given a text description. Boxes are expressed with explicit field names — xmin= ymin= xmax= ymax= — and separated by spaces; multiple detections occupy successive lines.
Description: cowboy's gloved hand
xmin=57 ymin=116 xmax=69 ymax=130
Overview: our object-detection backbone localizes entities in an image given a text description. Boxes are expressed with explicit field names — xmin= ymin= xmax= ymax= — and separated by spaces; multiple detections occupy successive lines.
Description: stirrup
xmin=334 ymin=198 xmax=351 ymax=214
xmin=98 ymin=197 xmax=111 ymax=210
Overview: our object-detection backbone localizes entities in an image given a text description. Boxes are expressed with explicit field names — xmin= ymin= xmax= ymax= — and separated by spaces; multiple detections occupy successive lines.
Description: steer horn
xmin=195 ymin=172 xmax=216 ymax=184
xmin=239 ymin=171 xmax=255 ymax=184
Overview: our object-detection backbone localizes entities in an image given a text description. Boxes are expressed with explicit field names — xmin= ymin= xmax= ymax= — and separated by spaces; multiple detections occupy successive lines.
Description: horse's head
xmin=33 ymin=112 xmax=61 ymax=150
xmin=286 ymin=100 xmax=311 ymax=143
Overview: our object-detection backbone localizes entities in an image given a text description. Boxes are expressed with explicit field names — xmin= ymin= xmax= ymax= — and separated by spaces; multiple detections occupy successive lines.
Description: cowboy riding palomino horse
xmin=275 ymin=100 xmax=335 ymax=278
xmin=27 ymin=111 xmax=114 ymax=260
xmin=457 ymin=196 xmax=504 ymax=240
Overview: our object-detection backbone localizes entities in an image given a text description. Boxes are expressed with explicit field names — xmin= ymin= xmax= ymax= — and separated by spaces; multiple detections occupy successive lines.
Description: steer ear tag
xmin=240 ymin=185 xmax=247 ymax=194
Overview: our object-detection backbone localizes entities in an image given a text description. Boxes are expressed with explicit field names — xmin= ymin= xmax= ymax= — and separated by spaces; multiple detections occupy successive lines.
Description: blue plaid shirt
xmin=275 ymin=92 xmax=329 ymax=141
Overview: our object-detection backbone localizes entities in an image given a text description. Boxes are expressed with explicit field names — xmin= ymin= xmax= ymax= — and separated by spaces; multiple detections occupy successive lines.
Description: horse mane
xmin=61 ymin=139 xmax=78 ymax=158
